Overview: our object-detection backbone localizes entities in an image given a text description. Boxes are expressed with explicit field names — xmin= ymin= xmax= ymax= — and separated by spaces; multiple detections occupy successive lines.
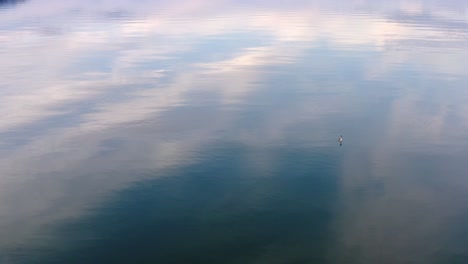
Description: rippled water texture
xmin=1 ymin=0 xmax=468 ymax=263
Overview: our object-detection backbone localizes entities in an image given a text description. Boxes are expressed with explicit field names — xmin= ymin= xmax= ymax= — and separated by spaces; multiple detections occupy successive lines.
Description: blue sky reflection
xmin=1 ymin=0 xmax=468 ymax=263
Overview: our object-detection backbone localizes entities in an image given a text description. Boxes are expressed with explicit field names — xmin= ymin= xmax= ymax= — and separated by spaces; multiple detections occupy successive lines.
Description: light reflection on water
xmin=1 ymin=0 xmax=468 ymax=263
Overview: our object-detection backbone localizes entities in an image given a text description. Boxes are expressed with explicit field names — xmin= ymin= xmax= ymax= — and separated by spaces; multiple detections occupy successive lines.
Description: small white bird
xmin=339 ymin=135 xmax=343 ymax=144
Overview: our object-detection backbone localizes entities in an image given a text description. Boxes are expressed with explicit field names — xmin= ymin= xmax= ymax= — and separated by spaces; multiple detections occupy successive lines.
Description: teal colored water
xmin=1 ymin=1 xmax=468 ymax=263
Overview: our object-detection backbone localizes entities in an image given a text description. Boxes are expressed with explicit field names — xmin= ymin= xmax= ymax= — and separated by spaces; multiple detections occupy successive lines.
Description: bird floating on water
xmin=339 ymin=135 xmax=343 ymax=145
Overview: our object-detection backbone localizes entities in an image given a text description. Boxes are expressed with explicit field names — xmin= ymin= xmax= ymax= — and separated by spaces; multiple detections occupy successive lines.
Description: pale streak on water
xmin=1 ymin=0 xmax=468 ymax=263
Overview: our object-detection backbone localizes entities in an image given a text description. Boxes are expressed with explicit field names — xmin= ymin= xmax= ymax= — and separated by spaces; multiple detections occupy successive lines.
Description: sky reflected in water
xmin=1 ymin=0 xmax=468 ymax=263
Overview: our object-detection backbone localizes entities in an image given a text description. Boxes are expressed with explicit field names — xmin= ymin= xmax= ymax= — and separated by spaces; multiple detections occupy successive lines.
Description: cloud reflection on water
xmin=1 ymin=0 xmax=468 ymax=262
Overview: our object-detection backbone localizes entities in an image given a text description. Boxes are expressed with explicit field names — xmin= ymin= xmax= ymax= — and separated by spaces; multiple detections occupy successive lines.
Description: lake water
xmin=1 ymin=0 xmax=468 ymax=263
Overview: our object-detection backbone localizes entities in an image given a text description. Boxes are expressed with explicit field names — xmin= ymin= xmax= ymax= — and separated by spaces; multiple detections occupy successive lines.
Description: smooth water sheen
xmin=1 ymin=1 xmax=468 ymax=263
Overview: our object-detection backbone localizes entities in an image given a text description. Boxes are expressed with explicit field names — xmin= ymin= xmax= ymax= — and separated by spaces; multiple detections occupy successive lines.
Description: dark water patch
xmin=26 ymin=143 xmax=340 ymax=264
xmin=0 ymin=0 xmax=27 ymax=9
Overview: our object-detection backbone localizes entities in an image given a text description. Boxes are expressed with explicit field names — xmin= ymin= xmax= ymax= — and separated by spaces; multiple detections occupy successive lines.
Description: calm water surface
xmin=1 ymin=0 xmax=468 ymax=263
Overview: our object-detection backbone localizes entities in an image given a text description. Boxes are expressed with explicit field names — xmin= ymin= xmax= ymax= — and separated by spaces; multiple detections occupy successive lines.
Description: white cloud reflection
xmin=1 ymin=0 xmax=468 ymax=261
